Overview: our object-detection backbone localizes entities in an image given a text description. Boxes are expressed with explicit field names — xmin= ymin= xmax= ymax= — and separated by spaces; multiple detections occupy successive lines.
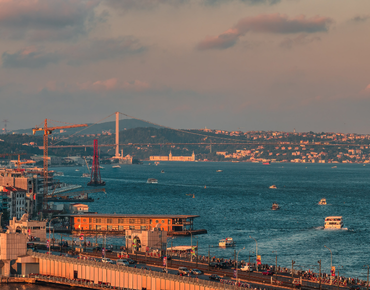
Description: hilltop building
xmin=150 ymin=151 xmax=195 ymax=162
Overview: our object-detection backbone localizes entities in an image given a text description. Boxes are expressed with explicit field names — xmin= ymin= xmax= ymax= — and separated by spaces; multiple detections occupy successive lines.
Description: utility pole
xmin=337 ymin=268 xmax=340 ymax=290
xmin=292 ymin=260 xmax=295 ymax=283
xmin=234 ymin=249 xmax=236 ymax=270
xmin=196 ymin=240 xmax=198 ymax=267
xmin=318 ymin=259 xmax=322 ymax=290
xmin=208 ymin=245 xmax=210 ymax=270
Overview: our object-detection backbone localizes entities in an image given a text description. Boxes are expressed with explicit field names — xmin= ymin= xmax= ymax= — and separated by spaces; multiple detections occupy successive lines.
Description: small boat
xmin=54 ymin=172 xmax=64 ymax=176
xmin=318 ymin=198 xmax=327 ymax=205
xmin=99 ymin=166 xmax=105 ymax=169
xmin=186 ymin=193 xmax=192 ymax=196
xmin=82 ymin=173 xmax=90 ymax=178
xmin=204 ymin=185 xmax=207 ymax=189
xmin=112 ymin=165 xmax=121 ymax=168
xmin=147 ymin=178 xmax=158 ymax=184
xmin=271 ymin=202 xmax=280 ymax=210
xmin=192 ymin=194 xmax=195 ymax=198
xmin=219 ymin=237 xmax=235 ymax=247
xmin=324 ymin=216 xmax=343 ymax=229
xmin=331 ymin=166 xmax=337 ymax=168
xmin=263 ymin=161 xmax=271 ymax=165
xmin=161 ymin=170 xmax=165 ymax=173
xmin=269 ymin=185 xmax=277 ymax=189
xmin=216 ymin=170 xmax=223 ymax=172
xmin=75 ymin=169 xmax=79 ymax=172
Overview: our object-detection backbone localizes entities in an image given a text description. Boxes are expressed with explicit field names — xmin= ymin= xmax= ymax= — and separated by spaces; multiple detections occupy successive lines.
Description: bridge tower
xmin=87 ymin=139 xmax=105 ymax=186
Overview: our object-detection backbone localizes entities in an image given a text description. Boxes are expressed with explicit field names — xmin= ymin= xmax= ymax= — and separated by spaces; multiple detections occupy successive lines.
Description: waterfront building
xmin=8 ymin=215 xmax=47 ymax=240
xmin=69 ymin=203 xmax=89 ymax=214
xmin=150 ymin=151 xmax=195 ymax=162
xmin=0 ymin=186 xmax=26 ymax=219
xmin=126 ymin=228 xmax=167 ymax=254
xmin=57 ymin=213 xmax=204 ymax=236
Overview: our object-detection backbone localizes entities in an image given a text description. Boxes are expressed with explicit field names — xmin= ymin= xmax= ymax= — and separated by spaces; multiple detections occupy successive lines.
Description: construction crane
xmin=15 ymin=154 xmax=35 ymax=170
xmin=32 ymin=119 xmax=88 ymax=211
xmin=0 ymin=153 xmax=27 ymax=167
xmin=47 ymin=188 xmax=105 ymax=200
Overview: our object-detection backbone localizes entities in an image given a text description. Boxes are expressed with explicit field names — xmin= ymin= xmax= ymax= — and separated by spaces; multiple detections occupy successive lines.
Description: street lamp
xmin=324 ymin=245 xmax=333 ymax=284
xmin=364 ymin=265 xmax=369 ymax=290
xmin=249 ymin=236 xmax=258 ymax=272
xmin=272 ymin=251 xmax=278 ymax=283
xmin=165 ymin=237 xmax=175 ymax=273
xmin=236 ymin=247 xmax=245 ymax=282
xmin=48 ymin=217 xmax=58 ymax=255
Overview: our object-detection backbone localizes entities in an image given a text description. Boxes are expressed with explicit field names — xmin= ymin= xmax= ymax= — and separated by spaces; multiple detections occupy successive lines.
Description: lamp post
xmin=236 ymin=247 xmax=245 ymax=282
xmin=48 ymin=217 xmax=58 ymax=255
xmin=165 ymin=237 xmax=175 ymax=273
xmin=272 ymin=251 xmax=278 ymax=283
xmin=249 ymin=236 xmax=258 ymax=272
xmin=364 ymin=265 xmax=369 ymax=290
xmin=324 ymin=245 xmax=333 ymax=285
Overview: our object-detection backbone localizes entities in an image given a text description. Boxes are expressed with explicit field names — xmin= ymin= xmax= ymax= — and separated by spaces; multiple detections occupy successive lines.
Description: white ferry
xmin=318 ymin=198 xmax=327 ymax=205
xmin=324 ymin=216 xmax=343 ymax=229
xmin=219 ymin=237 xmax=235 ymax=247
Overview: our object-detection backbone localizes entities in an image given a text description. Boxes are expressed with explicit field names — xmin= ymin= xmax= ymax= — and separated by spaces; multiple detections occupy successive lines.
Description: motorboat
xmin=82 ymin=173 xmax=90 ymax=178
xmin=161 ymin=170 xmax=165 ymax=173
xmin=331 ymin=166 xmax=337 ymax=168
xmin=54 ymin=172 xmax=64 ymax=176
xmin=219 ymin=237 xmax=235 ymax=247
xmin=216 ymin=170 xmax=223 ymax=172
xmin=271 ymin=202 xmax=280 ymax=210
xmin=112 ymin=165 xmax=121 ymax=168
xmin=269 ymin=185 xmax=277 ymax=189
xmin=147 ymin=178 xmax=158 ymax=184
xmin=262 ymin=161 xmax=271 ymax=165
xmin=318 ymin=198 xmax=327 ymax=205
xmin=324 ymin=216 xmax=343 ymax=229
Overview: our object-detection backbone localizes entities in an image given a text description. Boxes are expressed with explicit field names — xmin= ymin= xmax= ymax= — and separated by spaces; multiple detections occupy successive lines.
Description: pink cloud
xmin=197 ymin=13 xmax=332 ymax=50
xmin=360 ymin=84 xmax=370 ymax=95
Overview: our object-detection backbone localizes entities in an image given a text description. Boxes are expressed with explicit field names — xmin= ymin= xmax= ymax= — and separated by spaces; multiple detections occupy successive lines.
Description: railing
xmin=28 ymin=251 xmax=239 ymax=289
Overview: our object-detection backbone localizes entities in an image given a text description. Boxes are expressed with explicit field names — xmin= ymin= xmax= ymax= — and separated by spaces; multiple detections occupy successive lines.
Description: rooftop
xmin=58 ymin=213 xmax=200 ymax=219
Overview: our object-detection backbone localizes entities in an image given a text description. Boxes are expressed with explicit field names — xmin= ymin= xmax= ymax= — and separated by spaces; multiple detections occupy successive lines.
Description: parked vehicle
xmin=102 ymin=258 xmax=114 ymax=264
xmin=240 ymin=265 xmax=256 ymax=272
xmin=191 ymin=269 xmax=203 ymax=275
xmin=126 ymin=258 xmax=136 ymax=264
xmin=178 ymin=267 xmax=190 ymax=275
xmin=116 ymin=259 xmax=129 ymax=266
xmin=209 ymin=274 xmax=222 ymax=281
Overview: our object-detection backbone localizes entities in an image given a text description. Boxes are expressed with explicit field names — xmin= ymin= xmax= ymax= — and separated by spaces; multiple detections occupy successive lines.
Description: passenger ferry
xmin=271 ymin=202 xmax=280 ymax=210
xmin=147 ymin=178 xmax=158 ymax=184
xmin=318 ymin=198 xmax=327 ymax=205
xmin=324 ymin=216 xmax=343 ymax=229
xmin=219 ymin=237 xmax=235 ymax=247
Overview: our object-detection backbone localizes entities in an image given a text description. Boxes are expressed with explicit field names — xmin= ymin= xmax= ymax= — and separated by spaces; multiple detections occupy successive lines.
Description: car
xmin=126 ymin=258 xmax=136 ymax=264
xmin=262 ymin=270 xmax=274 ymax=276
xmin=209 ymin=274 xmax=222 ymax=281
xmin=93 ymin=247 xmax=102 ymax=252
xmin=116 ymin=259 xmax=129 ymax=266
xmin=178 ymin=267 xmax=190 ymax=275
xmin=101 ymin=258 xmax=114 ymax=264
xmin=191 ymin=269 xmax=203 ymax=275
xmin=350 ymin=286 xmax=362 ymax=290
xmin=240 ymin=265 xmax=256 ymax=272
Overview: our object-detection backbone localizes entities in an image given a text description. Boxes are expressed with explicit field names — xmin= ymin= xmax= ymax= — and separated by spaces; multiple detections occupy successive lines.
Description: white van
xmin=240 ymin=265 xmax=255 ymax=272
xmin=102 ymin=258 xmax=114 ymax=264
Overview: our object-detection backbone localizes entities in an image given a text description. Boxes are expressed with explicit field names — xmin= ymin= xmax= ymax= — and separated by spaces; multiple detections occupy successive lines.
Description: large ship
xmin=324 ymin=216 xmax=343 ymax=229
xmin=219 ymin=237 xmax=235 ymax=247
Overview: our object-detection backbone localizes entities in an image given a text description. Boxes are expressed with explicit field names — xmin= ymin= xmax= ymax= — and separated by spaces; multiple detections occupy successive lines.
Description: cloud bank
xmin=0 ymin=0 xmax=102 ymax=41
xmin=197 ymin=14 xmax=333 ymax=50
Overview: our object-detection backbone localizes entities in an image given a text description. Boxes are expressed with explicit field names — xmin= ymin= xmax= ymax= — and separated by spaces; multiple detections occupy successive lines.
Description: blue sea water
xmin=51 ymin=162 xmax=370 ymax=279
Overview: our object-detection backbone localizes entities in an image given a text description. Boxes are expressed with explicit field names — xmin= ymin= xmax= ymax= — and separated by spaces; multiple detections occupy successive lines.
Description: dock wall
xmin=30 ymin=251 xmax=236 ymax=290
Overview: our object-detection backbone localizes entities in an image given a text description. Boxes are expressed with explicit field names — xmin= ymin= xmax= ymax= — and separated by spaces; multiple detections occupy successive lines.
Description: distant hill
xmin=11 ymin=119 xmax=161 ymax=136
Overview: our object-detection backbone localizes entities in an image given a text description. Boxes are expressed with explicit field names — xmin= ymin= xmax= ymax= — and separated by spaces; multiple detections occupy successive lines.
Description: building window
xmin=162 ymin=220 xmax=164 ymax=224
xmin=107 ymin=225 xmax=112 ymax=231
xmin=89 ymin=225 xmax=93 ymax=230
xmin=96 ymin=218 xmax=101 ymax=223
xmin=140 ymin=226 xmax=147 ymax=230
xmin=89 ymin=218 xmax=92 ymax=223
xmin=83 ymin=219 xmax=87 ymax=223
xmin=129 ymin=219 xmax=135 ymax=224
xmin=77 ymin=219 xmax=80 ymax=223
xmin=96 ymin=225 xmax=101 ymax=230
xmin=118 ymin=226 xmax=123 ymax=231
xmin=129 ymin=226 xmax=135 ymax=230
xmin=155 ymin=220 xmax=158 ymax=223
xmin=149 ymin=219 xmax=152 ymax=224
xmin=107 ymin=218 xmax=112 ymax=223
xmin=168 ymin=219 xmax=171 ymax=224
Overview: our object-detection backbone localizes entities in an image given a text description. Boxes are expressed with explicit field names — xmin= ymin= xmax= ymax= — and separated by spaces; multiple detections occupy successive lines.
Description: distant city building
xmin=150 ymin=151 xmax=195 ymax=162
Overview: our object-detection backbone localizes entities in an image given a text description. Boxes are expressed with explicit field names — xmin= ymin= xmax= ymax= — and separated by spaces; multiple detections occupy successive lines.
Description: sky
xmin=1 ymin=0 xmax=370 ymax=133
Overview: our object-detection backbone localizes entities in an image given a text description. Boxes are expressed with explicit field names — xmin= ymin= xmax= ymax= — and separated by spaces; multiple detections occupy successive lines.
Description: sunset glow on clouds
xmin=1 ymin=0 xmax=370 ymax=133
xmin=197 ymin=14 xmax=332 ymax=50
